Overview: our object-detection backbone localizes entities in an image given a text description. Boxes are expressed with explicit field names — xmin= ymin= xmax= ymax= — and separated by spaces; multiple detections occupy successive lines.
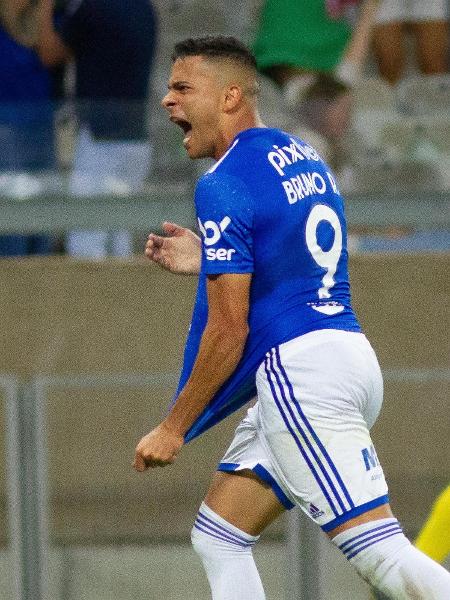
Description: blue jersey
xmin=176 ymin=128 xmax=361 ymax=441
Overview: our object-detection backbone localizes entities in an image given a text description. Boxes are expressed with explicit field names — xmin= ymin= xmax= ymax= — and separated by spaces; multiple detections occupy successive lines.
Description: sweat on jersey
xmin=174 ymin=128 xmax=361 ymax=442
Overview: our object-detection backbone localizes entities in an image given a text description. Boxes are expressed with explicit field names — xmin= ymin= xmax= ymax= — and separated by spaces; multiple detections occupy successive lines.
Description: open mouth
xmin=172 ymin=118 xmax=192 ymax=144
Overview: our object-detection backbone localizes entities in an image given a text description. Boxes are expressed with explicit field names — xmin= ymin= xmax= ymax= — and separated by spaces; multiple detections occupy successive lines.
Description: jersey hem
xmin=202 ymin=266 xmax=254 ymax=275
xmin=262 ymin=321 xmax=362 ymax=355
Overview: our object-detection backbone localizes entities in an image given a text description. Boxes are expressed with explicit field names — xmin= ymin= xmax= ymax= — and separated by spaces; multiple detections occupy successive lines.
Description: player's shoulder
xmin=207 ymin=127 xmax=326 ymax=179
xmin=195 ymin=131 xmax=258 ymax=194
xmin=195 ymin=161 xmax=253 ymax=208
xmin=194 ymin=136 xmax=262 ymax=214
xmin=195 ymin=126 xmax=330 ymax=203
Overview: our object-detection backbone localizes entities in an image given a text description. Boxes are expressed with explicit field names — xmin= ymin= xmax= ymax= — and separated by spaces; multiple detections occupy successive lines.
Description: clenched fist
xmin=133 ymin=422 xmax=184 ymax=471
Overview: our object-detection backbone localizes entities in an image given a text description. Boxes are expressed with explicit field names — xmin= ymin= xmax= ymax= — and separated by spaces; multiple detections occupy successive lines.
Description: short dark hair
xmin=172 ymin=36 xmax=257 ymax=72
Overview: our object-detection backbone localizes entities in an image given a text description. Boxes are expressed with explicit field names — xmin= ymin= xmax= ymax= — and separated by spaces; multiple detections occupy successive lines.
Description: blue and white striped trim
xmin=264 ymin=347 xmax=354 ymax=518
xmin=218 ymin=462 xmax=295 ymax=510
xmin=321 ymin=495 xmax=390 ymax=532
xmin=339 ymin=520 xmax=403 ymax=560
xmin=194 ymin=510 xmax=256 ymax=548
xmin=207 ymin=139 xmax=239 ymax=173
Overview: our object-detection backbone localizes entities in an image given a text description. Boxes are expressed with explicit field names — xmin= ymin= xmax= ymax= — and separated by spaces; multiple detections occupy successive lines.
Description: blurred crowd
xmin=254 ymin=0 xmax=449 ymax=176
xmin=0 ymin=0 xmax=448 ymax=257
xmin=0 ymin=0 xmax=157 ymax=257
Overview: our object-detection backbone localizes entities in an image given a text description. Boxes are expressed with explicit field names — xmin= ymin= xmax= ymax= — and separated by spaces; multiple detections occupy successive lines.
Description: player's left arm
xmin=133 ymin=271 xmax=251 ymax=471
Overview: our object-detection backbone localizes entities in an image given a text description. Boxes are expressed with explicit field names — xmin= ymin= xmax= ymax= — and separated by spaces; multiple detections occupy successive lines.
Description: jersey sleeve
xmin=195 ymin=172 xmax=254 ymax=275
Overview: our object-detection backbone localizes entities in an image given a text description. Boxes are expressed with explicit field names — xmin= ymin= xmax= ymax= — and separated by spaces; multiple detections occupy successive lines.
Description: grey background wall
xmin=0 ymin=254 xmax=449 ymax=547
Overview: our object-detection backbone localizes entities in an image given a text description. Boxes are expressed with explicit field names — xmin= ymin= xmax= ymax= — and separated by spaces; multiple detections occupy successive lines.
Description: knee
xmin=331 ymin=518 xmax=409 ymax=584
xmin=191 ymin=503 xmax=260 ymax=561
xmin=191 ymin=519 xmax=257 ymax=560
xmin=191 ymin=522 xmax=212 ymax=559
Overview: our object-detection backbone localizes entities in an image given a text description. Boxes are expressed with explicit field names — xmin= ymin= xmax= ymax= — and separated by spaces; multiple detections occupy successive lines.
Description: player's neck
xmin=214 ymin=110 xmax=265 ymax=160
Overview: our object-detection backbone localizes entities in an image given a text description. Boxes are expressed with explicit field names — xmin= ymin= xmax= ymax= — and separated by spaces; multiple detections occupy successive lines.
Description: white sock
xmin=191 ymin=502 xmax=265 ymax=600
xmin=332 ymin=518 xmax=450 ymax=599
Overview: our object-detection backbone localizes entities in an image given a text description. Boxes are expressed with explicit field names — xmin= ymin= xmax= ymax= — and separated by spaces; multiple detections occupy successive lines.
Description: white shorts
xmin=376 ymin=0 xmax=448 ymax=24
xmin=218 ymin=330 xmax=389 ymax=532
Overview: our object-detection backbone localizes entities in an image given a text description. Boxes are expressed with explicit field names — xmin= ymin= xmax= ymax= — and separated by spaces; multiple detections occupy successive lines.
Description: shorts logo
xmin=309 ymin=503 xmax=325 ymax=519
xmin=198 ymin=216 xmax=231 ymax=246
xmin=361 ymin=445 xmax=380 ymax=471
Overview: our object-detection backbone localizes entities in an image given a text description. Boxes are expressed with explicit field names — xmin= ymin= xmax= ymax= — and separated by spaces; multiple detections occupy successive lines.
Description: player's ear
xmin=222 ymin=85 xmax=242 ymax=112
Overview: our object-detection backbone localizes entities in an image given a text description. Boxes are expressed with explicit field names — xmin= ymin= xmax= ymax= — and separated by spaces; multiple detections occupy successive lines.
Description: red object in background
xmin=326 ymin=0 xmax=360 ymax=19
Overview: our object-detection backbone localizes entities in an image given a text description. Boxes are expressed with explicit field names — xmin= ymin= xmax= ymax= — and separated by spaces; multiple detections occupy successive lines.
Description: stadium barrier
xmin=0 ymin=255 xmax=449 ymax=599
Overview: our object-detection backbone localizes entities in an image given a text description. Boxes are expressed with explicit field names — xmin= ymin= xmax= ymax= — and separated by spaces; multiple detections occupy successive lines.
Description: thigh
xmin=257 ymin=330 xmax=388 ymax=533
xmin=206 ymin=404 xmax=290 ymax=536
xmin=218 ymin=403 xmax=295 ymax=511
xmin=204 ymin=470 xmax=286 ymax=537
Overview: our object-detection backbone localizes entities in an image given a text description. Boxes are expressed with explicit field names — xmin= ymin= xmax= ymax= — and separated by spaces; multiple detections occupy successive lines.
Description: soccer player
xmin=133 ymin=36 xmax=450 ymax=599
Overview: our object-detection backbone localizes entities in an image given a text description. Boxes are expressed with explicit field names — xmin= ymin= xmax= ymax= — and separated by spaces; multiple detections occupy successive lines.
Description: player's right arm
xmin=145 ymin=221 xmax=201 ymax=274
xmin=132 ymin=270 xmax=250 ymax=470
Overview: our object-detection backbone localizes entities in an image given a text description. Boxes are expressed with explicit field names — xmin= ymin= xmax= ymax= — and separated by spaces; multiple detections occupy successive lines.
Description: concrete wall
xmin=0 ymin=254 xmax=448 ymax=545
xmin=0 ymin=389 xmax=8 ymax=545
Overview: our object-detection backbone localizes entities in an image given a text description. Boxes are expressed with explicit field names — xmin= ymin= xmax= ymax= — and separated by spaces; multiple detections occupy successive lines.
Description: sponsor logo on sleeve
xmin=198 ymin=216 xmax=236 ymax=261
